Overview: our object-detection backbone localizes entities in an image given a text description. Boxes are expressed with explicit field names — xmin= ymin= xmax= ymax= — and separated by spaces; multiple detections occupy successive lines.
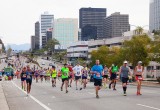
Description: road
xmin=0 ymin=58 xmax=160 ymax=110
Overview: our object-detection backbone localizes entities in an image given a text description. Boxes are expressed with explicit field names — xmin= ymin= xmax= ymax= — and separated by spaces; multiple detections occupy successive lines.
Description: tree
xmin=7 ymin=46 xmax=12 ymax=58
xmin=44 ymin=38 xmax=59 ymax=53
xmin=0 ymin=38 xmax=5 ymax=52
xmin=134 ymin=26 xmax=144 ymax=35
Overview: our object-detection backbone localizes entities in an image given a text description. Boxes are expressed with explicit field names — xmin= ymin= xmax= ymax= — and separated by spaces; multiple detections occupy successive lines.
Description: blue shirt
xmin=91 ymin=65 xmax=103 ymax=79
xmin=26 ymin=71 xmax=32 ymax=79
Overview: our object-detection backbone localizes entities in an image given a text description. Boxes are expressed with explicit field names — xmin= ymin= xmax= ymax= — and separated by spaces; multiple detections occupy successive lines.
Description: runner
xmin=119 ymin=61 xmax=132 ymax=96
xmin=81 ymin=63 xmax=89 ymax=89
xmin=135 ymin=61 xmax=144 ymax=95
xmin=61 ymin=64 xmax=69 ymax=93
xmin=26 ymin=65 xmax=33 ymax=96
xmin=109 ymin=64 xmax=119 ymax=90
xmin=103 ymin=65 xmax=109 ymax=89
xmin=51 ymin=65 xmax=57 ymax=87
xmin=46 ymin=68 xmax=51 ymax=82
xmin=21 ymin=67 xmax=27 ymax=91
xmin=91 ymin=60 xmax=103 ymax=98
xmin=34 ymin=70 xmax=39 ymax=83
xmin=39 ymin=67 xmax=44 ymax=82
xmin=68 ymin=64 xmax=73 ymax=87
xmin=73 ymin=62 xmax=83 ymax=90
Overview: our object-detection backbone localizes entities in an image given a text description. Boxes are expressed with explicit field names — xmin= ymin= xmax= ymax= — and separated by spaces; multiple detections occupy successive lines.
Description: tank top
xmin=121 ymin=66 xmax=129 ymax=78
xmin=51 ymin=70 xmax=57 ymax=78
xmin=136 ymin=66 xmax=143 ymax=76
xmin=104 ymin=69 xmax=109 ymax=75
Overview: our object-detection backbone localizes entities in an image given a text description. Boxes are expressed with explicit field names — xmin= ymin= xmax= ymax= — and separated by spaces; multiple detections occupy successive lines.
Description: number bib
xmin=27 ymin=75 xmax=31 ymax=79
xmin=22 ymin=74 xmax=26 ymax=78
xmin=96 ymin=73 xmax=101 ymax=78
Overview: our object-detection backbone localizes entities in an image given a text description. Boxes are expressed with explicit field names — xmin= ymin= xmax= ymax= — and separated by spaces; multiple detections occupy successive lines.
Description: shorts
xmin=103 ymin=75 xmax=108 ymax=79
xmin=110 ymin=73 xmax=117 ymax=80
xmin=135 ymin=75 xmax=143 ymax=81
xmin=52 ymin=77 xmax=56 ymax=80
xmin=26 ymin=79 xmax=32 ymax=85
xmin=62 ymin=78 xmax=69 ymax=82
xmin=82 ymin=76 xmax=87 ymax=79
xmin=94 ymin=79 xmax=102 ymax=86
xmin=21 ymin=78 xmax=26 ymax=81
xmin=40 ymin=75 xmax=43 ymax=77
xmin=122 ymin=77 xmax=128 ymax=83
xmin=75 ymin=76 xmax=81 ymax=80
xmin=69 ymin=75 xmax=72 ymax=79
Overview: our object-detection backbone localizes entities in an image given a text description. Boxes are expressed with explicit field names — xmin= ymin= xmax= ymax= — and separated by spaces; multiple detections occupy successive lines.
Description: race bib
xmin=64 ymin=72 xmax=67 ymax=76
xmin=138 ymin=76 xmax=143 ymax=80
xmin=96 ymin=73 xmax=101 ymax=78
xmin=77 ymin=71 xmax=80 ymax=75
xmin=22 ymin=74 xmax=26 ymax=78
xmin=27 ymin=75 xmax=31 ymax=79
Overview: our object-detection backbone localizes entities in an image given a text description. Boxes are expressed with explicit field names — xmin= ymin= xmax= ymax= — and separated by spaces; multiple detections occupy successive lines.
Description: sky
xmin=0 ymin=0 xmax=149 ymax=45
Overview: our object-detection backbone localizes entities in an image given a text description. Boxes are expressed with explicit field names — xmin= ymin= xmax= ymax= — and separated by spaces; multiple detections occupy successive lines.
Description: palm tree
xmin=134 ymin=26 xmax=144 ymax=35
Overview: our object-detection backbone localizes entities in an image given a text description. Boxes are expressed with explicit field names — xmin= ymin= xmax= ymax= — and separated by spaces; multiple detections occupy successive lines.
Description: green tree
xmin=0 ymin=38 xmax=5 ymax=52
xmin=44 ymin=38 xmax=59 ymax=53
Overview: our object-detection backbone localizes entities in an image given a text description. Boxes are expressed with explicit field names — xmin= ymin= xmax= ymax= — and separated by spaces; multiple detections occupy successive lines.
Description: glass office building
xmin=53 ymin=18 xmax=78 ymax=49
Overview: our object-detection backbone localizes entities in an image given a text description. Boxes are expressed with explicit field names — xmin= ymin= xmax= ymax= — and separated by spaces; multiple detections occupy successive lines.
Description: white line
xmin=11 ymin=81 xmax=52 ymax=110
xmin=137 ymin=104 xmax=160 ymax=110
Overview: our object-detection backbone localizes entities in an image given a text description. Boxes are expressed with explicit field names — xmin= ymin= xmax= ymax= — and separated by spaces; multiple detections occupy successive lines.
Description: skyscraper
xmin=31 ymin=36 xmax=36 ymax=51
xmin=40 ymin=12 xmax=54 ymax=48
xmin=103 ymin=12 xmax=130 ymax=38
xmin=149 ymin=0 xmax=160 ymax=31
xmin=35 ymin=21 xmax=40 ymax=50
xmin=79 ymin=8 xmax=106 ymax=40
xmin=53 ymin=18 xmax=78 ymax=49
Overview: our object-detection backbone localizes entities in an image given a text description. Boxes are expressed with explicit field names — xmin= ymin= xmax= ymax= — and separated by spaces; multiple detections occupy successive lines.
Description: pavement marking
xmin=88 ymin=92 xmax=94 ymax=95
xmin=11 ymin=81 xmax=52 ymax=110
xmin=137 ymin=104 xmax=160 ymax=110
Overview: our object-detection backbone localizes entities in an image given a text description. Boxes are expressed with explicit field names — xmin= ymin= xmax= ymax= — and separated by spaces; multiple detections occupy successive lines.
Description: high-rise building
xmin=46 ymin=28 xmax=52 ymax=42
xmin=149 ymin=0 xmax=160 ymax=31
xmin=79 ymin=8 xmax=106 ymax=40
xmin=40 ymin=12 xmax=54 ymax=48
xmin=31 ymin=36 xmax=36 ymax=51
xmin=35 ymin=21 xmax=40 ymax=50
xmin=103 ymin=12 xmax=130 ymax=38
xmin=53 ymin=18 xmax=78 ymax=49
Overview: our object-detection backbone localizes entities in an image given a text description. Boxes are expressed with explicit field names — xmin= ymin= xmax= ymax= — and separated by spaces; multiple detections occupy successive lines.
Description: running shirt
xmin=120 ymin=66 xmax=130 ymax=78
xmin=21 ymin=71 xmax=26 ymax=78
xmin=111 ymin=66 xmax=118 ymax=73
xmin=104 ymin=68 xmax=109 ymax=75
xmin=26 ymin=70 xmax=32 ymax=79
xmin=73 ymin=65 xmax=83 ymax=76
xmin=46 ymin=70 xmax=50 ymax=77
xmin=61 ymin=67 xmax=69 ymax=79
xmin=51 ymin=69 xmax=57 ymax=78
xmin=136 ymin=66 xmax=143 ymax=75
xmin=91 ymin=65 xmax=103 ymax=79
xmin=82 ymin=67 xmax=88 ymax=77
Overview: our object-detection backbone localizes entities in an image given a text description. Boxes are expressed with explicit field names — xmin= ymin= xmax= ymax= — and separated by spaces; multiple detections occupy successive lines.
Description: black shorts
xmin=75 ymin=76 xmax=81 ymax=80
xmin=82 ymin=76 xmax=87 ymax=79
xmin=52 ymin=77 xmax=56 ymax=79
xmin=103 ymin=75 xmax=108 ymax=79
xmin=122 ymin=77 xmax=128 ymax=83
xmin=62 ymin=78 xmax=69 ymax=82
xmin=94 ymin=79 xmax=102 ymax=86
xmin=110 ymin=73 xmax=117 ymax=80
xmin=26 ymin=79 xmax=32 ymax=85
xmin=69 ymin=75 xmax=72 ymax=79
xmin=21 ymin=78 xmax=26 ymax=81
xmin=40 ymin=75 xmax=43 ymax=77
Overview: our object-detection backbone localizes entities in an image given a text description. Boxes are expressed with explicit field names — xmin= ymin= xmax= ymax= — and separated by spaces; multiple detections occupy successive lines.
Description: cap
xmin=123 ymin=61 xmax=128 ymax=64
xmin=52 ymin=65 xmax=56 ymax=68
xmin=138 ymin=61 xmax=142 ymax=64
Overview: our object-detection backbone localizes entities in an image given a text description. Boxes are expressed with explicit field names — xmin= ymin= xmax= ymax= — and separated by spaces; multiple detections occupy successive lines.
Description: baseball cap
xmin=123 ymin=61 xmax=128 ymax=64
xmin=138 ymin=61 xmax=142 ymax=64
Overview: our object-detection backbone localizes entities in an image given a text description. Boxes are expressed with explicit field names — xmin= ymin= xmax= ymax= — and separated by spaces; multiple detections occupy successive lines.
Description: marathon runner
xmin=34 ymin=70 xmax=39 ymax=83
xmin=109 ymin=64 xmax=119 ymax=90
xmin=46 ymin=68 xmax=51 ymax=82
xmin=68 ymin=64 xmax=73 ymax=87
xmin=21 ymin=67 xmax=27 ymax=91
xmin=61 ymin=64 xmax=69 ymax=93
xmin=51 ymin=65 xmax=57 ymax=87
xmin=81 ymin=63 xmax=89 ymax=89
xmin=103 ymin=65 xmax=109 ymax=88
xmin=73 ymin=62 xmax=83 ymax=90
xmin=39 ymin=67 xmax=44 ymax=82
xmin=26 ymin=65 xmax=33 ymax=96
xmin=135 ymin=61 xmax=144 ymax=95
xmin=91 ymin=60 xmax=103 ymax=98
xmin=119 ymin=61 xmax=132 ymax=96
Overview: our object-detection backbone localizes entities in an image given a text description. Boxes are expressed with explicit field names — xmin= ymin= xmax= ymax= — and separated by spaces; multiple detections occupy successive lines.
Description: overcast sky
xmin=0 ymin=0 xmax=149 ymax=45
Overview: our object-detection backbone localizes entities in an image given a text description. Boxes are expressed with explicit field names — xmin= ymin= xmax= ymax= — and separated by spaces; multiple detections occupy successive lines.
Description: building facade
xmin=53 ymin=18 xmax=78 ymax=49
xmin=79 ymin=8 xmax=106 ymax=40
xmin=103 ymin=12 xmax=130 ymax=38
xmin=149 ymin=0 xmax=160 ymax=31
xmin=40 ymin=12 xmax=54 ymax=48
xmin=31 ymin=36 xmax=36 ymax=51
xmin=35 ymin=21 xmax=40 ymax=50
xmin=46 ymin=28 xmax=52 ymax=42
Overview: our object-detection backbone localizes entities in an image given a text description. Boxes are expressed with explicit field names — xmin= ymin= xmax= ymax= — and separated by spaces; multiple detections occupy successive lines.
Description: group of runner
xmin=11 ymin=56 xmax=144 ymax=98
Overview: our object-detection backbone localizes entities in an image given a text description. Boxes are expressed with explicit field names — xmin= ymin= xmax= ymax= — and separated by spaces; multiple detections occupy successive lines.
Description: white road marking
xmin=11 ymin=81 xmax=52 ymax=110
xmin=88 ymin=92 xmax=94 ymax=95
xmin=137 ymin=104 xmax=160 ymax=110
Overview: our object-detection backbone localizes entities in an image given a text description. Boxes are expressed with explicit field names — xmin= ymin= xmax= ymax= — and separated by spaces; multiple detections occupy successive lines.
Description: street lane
xmin=2 ymin=78 xmax=160 ymax=110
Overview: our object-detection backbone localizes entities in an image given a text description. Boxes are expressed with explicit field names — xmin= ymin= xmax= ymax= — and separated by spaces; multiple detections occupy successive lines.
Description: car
xmin=41 ymin=62 xmax=45 ymax=65
xmin=49 ymin=63 xmax=53 ymax=66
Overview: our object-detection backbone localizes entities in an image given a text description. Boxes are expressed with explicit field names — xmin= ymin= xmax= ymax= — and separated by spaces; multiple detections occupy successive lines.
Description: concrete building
xmin=53 ymin=18 xmax=78 ymax=49
xmin=103 ymin=12 xmax=130 ymax=38
xmin=79 ymin=8 xmax=106 ymax=40
xmin=35 ymin=21 xmax=40 ymax=50
xmin=46 ymin=28 xmax=52 ymax=42
xmin=149 ymin=0 xmax=160 ymax=31
xmin=31 ymin=36 xmax=36 ymax=51
xmin=40 ymin=12 xmax=54 ymax=48
xmin=67 ymin=41 xmax=88 ymax=64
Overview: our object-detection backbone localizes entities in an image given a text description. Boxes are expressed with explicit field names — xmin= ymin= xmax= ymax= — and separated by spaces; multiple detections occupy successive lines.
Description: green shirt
xmin=51 ymin=70 xmax=57 ymax=78
xmin=61 ymin=67 xmax=69 ymax=79
xmin=111 ymin=66 xmax=118 ymax=73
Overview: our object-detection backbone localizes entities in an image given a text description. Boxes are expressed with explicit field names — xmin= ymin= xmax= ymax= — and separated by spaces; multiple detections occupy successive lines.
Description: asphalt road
xmin=1 ymin=58 xmax=160 ymax=110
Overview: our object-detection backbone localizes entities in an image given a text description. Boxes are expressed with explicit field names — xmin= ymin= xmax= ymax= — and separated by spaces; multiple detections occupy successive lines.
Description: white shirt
xmin=73 ymin=65 xmax=84 ymax=76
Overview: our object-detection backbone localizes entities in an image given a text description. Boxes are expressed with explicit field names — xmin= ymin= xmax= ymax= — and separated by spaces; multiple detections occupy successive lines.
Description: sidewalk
xmin=0 ymin=82 xmax=9 ymax=110
xmin=128 ymin=81 xmax=160 ymax=88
